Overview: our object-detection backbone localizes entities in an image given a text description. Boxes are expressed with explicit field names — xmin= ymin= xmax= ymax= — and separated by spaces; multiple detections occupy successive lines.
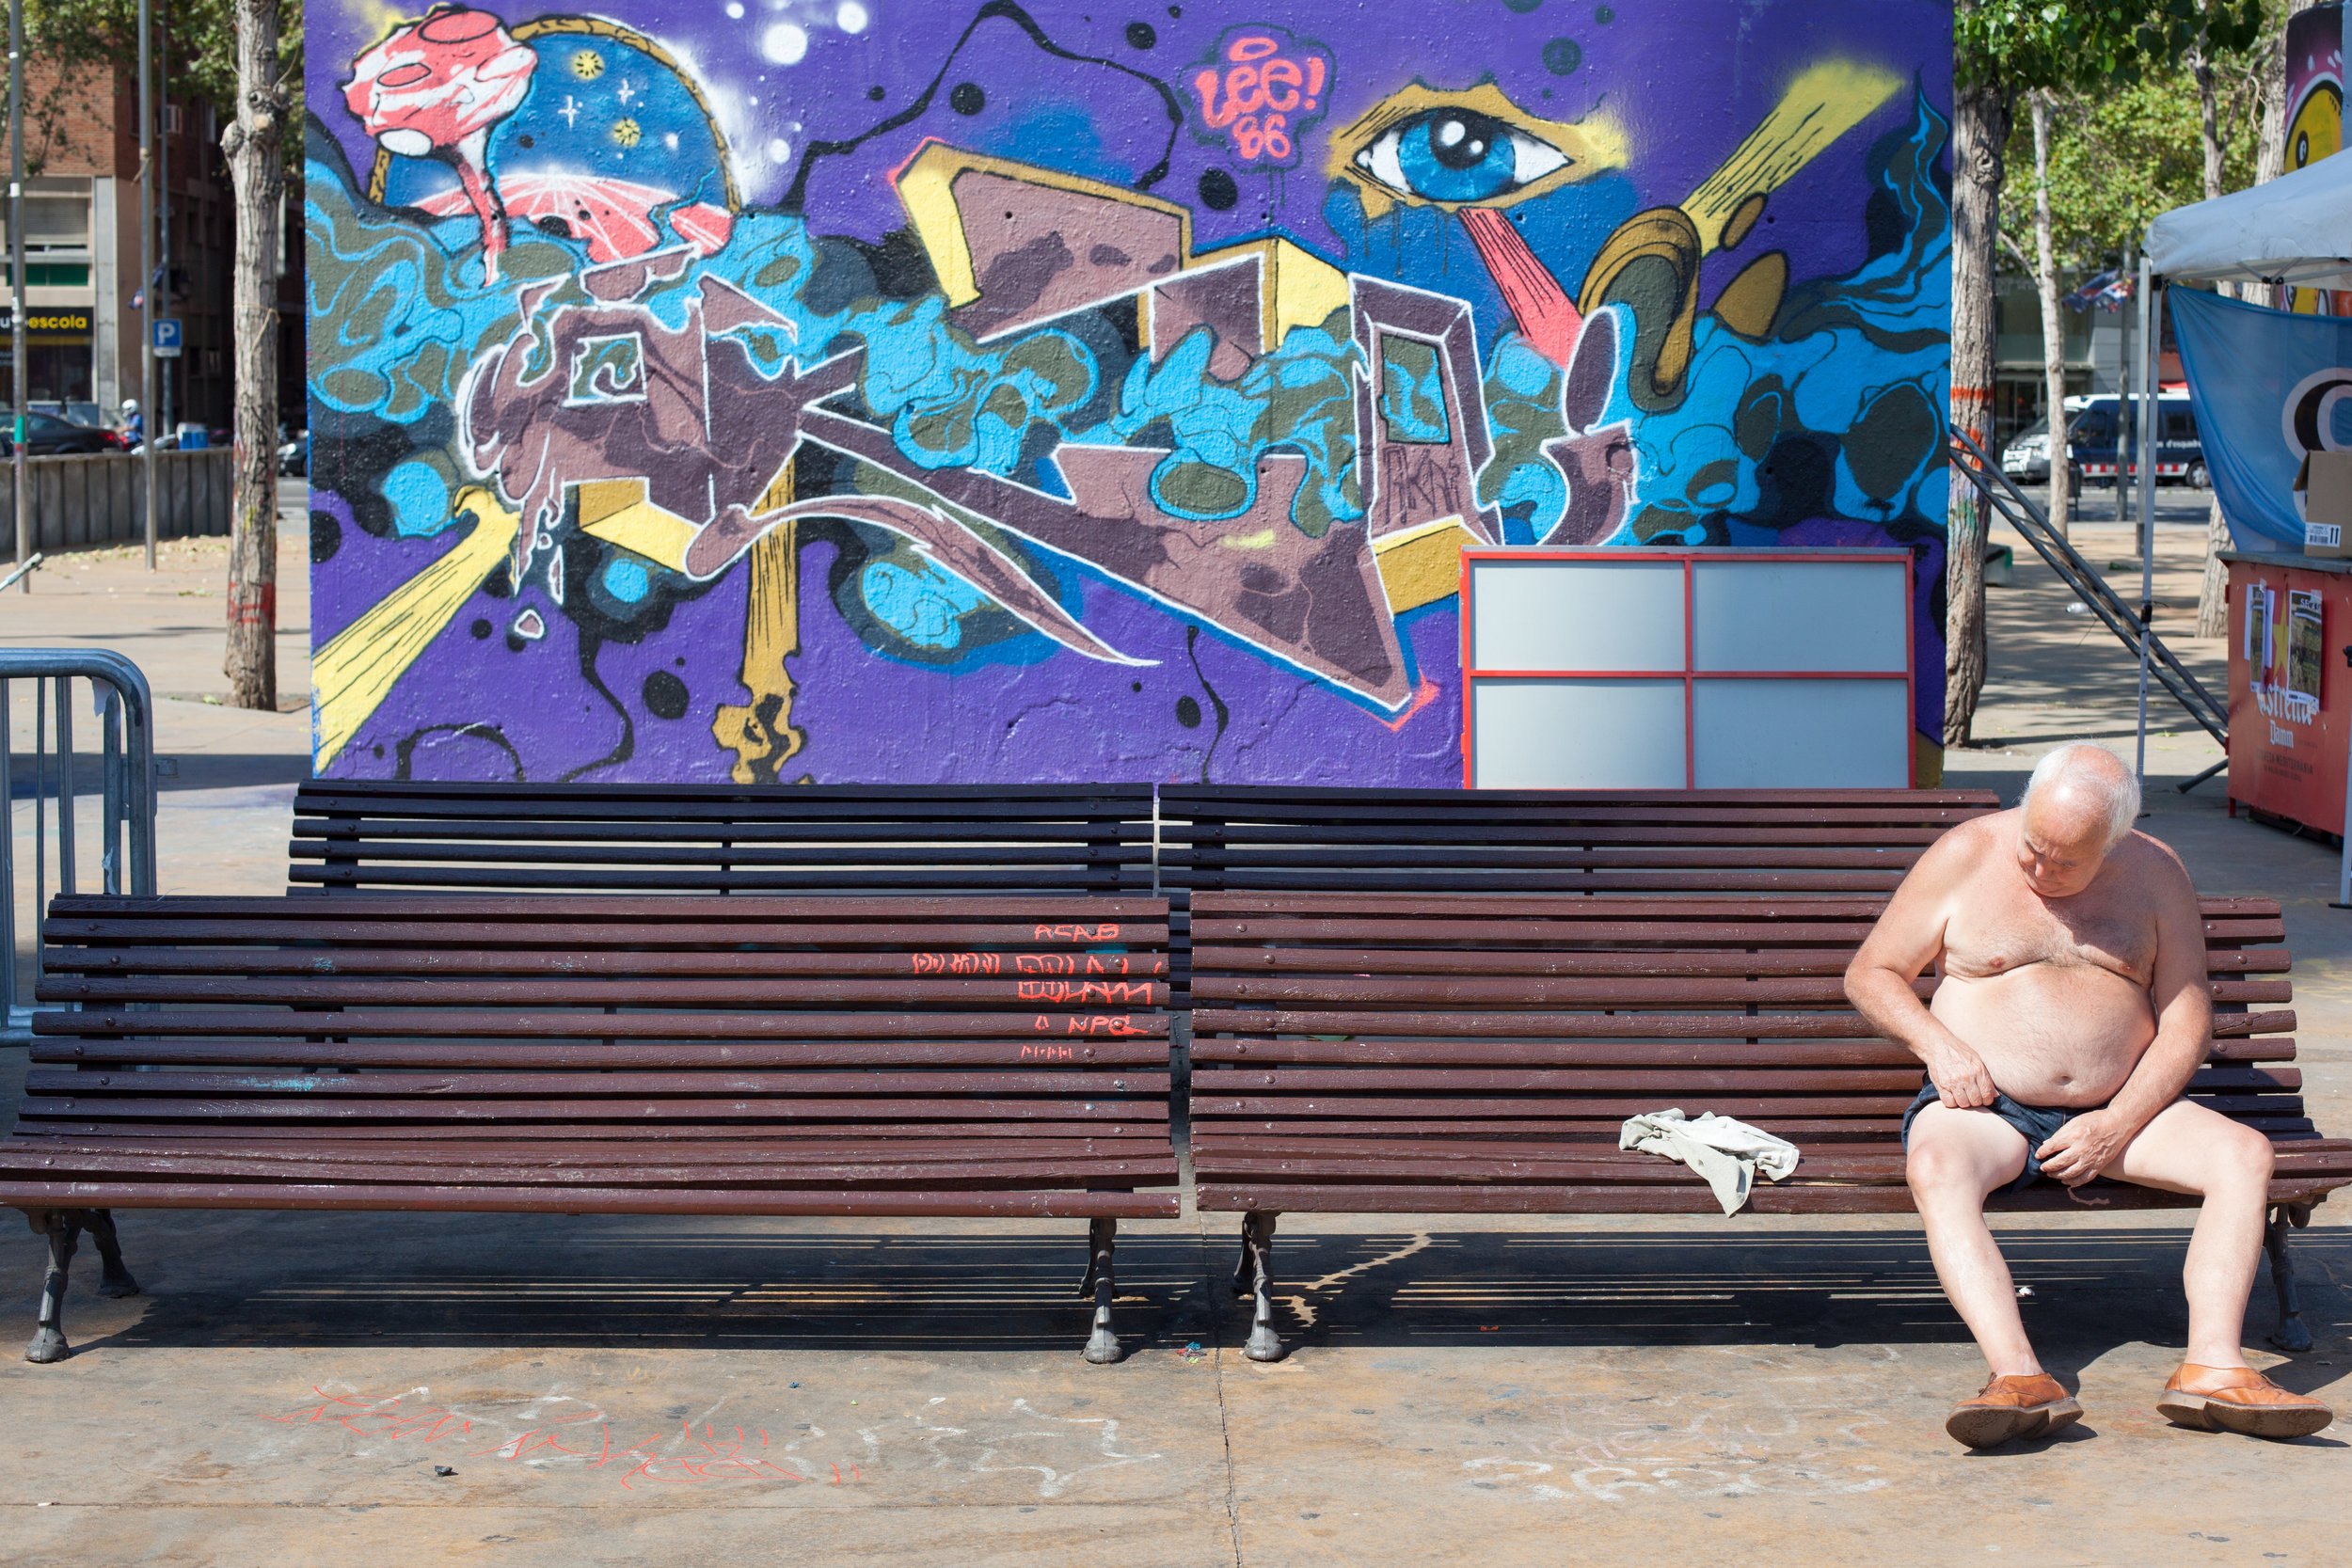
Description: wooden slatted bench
xmin=1186 ymin=891 xmax=2352 ymax=1361
xmin=5 ymin=894 xmax=1174 ymax=1364
xmin=287 ymin=783 xmax=1156 ymax=896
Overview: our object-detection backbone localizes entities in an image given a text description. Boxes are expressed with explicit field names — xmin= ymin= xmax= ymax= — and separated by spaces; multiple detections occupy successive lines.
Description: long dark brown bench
xmin=1186 ymin=891 xmax=2352 ymax=1361
xmin=287 ymin=783 xmax=1156 ymax=896
xmin=5 ymin=894 xmax=1174 ymax=1363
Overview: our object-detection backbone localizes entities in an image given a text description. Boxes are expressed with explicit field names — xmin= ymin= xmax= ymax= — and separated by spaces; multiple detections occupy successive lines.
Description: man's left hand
xmin=2035 ymin=1111 xmax=2132 ymax=1187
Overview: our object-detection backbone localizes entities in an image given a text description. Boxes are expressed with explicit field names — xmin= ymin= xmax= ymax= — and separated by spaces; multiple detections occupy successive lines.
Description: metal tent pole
xmin=2135 ymin=256 xmax=2157 ymax=786
xmin=8 ymin=0 xmax=24 ymax=594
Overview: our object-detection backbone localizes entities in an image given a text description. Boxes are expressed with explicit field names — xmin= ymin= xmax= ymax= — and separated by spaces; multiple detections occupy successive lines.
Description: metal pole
xmin=157 ymin=10 xmax=169 ymax=449
xmin=8 ymin=0 xmax=23 ymax=594
xmin=137 ymin=0 xmax=156 ymax=568
xmin=2135 ymin=256 xmax=2157 ymax=785
xmin=2115 ymin=245 xmax=2135 ymax=524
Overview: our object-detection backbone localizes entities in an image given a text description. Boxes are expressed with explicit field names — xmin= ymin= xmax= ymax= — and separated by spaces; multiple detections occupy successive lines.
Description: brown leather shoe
xmin=2157 ymin=1364 xmax=2334 ymax=1439
xmin=1945 ymin=1372 xmax=2083 ymax=1449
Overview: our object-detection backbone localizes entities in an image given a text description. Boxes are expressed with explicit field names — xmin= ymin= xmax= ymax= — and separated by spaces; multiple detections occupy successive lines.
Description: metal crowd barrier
xmin=2 ymin=650 xmax=156 ymax=1044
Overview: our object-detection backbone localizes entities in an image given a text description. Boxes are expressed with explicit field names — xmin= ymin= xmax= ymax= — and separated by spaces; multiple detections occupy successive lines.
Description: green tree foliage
xmin=14 ymin=0 xmax=303 ymax=172
xmin=2035 ymin=70 xmax=2261 ymax=272
xmin=1957 ymin=0 xmax=2264 ymax=94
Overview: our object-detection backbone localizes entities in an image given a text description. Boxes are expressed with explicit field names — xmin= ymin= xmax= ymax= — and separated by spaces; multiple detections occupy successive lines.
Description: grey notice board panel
xmin=1692 ymin=560 xmax=1909 ymax=673
xmin=1461 ymin=548 xmax=1915 ymax=788
xmin=1470 ymin=678 xmax=1687 ymax=788
xmin=1466 ymin=557 xmax=1686 ymax=673
xmin=1692 ymin=679 xmax=1911 ymax=786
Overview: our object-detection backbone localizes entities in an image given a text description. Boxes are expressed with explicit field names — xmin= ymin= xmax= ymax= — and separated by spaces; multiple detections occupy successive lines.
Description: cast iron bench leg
xmin=25 ymin=1211 xmax=82 ymax=1364
xmin=1240 ymin=1212 xmax=1284 ymax=1362
xmin=2265 ymin=1203 xmax=2312 ymax=1354
xmin=1079 ymin=1216 xmax=1122 ymax=1364
xmin=87 ymin=1210 xmax=140 ymax=1299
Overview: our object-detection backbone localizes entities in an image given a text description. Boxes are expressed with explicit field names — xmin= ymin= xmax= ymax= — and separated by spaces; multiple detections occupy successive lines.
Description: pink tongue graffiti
xmin=344 ymin=6 xmax=538 ymax=279
xmin=1456 ymin=206 xmax=1584 ymax=369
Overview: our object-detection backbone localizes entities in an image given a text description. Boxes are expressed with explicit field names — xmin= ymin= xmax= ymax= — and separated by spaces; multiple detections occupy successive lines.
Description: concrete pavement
xmin=1 ymin=488 xmax=2348 ymax=1565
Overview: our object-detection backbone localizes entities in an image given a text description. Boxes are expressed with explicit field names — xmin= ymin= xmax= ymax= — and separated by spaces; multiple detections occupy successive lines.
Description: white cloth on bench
xmin=1619 ymin=1108 xmax=1802 ymax=1215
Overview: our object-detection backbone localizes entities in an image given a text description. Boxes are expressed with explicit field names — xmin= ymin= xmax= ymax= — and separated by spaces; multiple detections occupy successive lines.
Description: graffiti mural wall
xmin=306 ymin=0 xmax=1952 ymax=784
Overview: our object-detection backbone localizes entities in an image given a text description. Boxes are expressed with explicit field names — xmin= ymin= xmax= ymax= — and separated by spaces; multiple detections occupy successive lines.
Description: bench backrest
xmin=1186 ymin=891 xmax=2302 ymax=1146
xmin=1159 ymin=787 xmax=2006 ymax=903
xmin=26 ymin=895 xmax=1172 ymax=1152
xmin=287 ymin=783 xmax=1157 ymax=897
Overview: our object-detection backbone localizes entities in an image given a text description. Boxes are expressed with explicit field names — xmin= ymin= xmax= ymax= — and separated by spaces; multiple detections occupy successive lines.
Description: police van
xmin=2003 ymin=392 xmax=2207 ymax=489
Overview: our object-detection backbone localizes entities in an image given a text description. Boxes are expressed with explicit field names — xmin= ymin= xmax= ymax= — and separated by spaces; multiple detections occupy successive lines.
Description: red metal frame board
xmin=1457 ymin=548 xmax=1917 ymax=790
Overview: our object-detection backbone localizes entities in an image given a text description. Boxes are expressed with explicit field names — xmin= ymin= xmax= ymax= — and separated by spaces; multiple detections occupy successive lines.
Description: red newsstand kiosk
xmin=2222 ymin=547 xmax=2352 ymax=837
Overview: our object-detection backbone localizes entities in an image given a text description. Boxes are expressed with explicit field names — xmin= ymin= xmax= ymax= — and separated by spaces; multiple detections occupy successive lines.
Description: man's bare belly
xmin=1930 ymin=961 xmax=2157 ymax=1106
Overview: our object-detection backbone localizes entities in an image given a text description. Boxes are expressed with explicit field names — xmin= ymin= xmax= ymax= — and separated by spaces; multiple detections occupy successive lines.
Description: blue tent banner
xmin=2171 ymin=287 xmax=2352 ymax=551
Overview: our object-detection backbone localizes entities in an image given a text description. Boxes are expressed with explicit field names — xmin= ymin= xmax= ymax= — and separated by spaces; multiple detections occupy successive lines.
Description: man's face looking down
xmin=2014 ymin=785 xmax=2114 ymax=900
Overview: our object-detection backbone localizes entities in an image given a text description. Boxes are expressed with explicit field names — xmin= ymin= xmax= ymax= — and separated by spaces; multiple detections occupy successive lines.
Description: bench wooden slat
xmin=42 ymin=948 xmax=1169 ymax=979
xmin=17 ymin=1119 xmax=1169 ymax=1142
xmin=0 ymin=1180 xmax=1176 ymax=1217
xmin=32 ymin=1039 xmax=1174 ymax=1069
xmin=20 ymin=1096 xmax=1172 ymax=1124
xmin=40 ymin=976 xmax=1173 ymax=1009
xmin=1193 ymin=1037 xmax=2300 ymax=1067
xmin=38 ymin=1009 xmax=1170 ymax=1040
xmin=1194 ymin=1180 xmax=2344 ymax=1214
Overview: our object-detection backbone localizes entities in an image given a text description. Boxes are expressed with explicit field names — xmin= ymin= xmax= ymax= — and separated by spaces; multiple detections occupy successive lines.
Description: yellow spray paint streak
xmin=1682 ymin=61 xmax=1902 ymax=254
xmin=711 ymin=465 xmax=805 ymax=783
xmin=312 ymin=485 xmax=521 ymax=768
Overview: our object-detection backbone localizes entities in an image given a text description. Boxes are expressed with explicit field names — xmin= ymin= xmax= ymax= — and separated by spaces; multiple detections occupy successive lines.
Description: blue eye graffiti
xmin=1351 ymin=108 xmax=1570 ymax=203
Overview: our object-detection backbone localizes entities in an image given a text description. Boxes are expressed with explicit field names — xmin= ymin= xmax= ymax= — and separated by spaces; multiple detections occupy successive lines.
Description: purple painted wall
xmin=305 ymin=0 xmax=1951 ymax=784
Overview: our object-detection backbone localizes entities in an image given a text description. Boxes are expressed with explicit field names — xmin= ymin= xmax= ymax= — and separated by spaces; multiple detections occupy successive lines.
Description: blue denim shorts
xmin=1900 ymin=1083 xmax=2078 ymax=1192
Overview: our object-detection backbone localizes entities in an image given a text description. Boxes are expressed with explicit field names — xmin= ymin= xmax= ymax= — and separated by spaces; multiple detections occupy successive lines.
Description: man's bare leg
xmin=2099 ymin=1099 xmax=2329 ymax=1435
xmin=1907 ymin=1101 xmax=2037 ymax=1373
xmin=2106 ymin=1098 xmax=2270 ymax=1366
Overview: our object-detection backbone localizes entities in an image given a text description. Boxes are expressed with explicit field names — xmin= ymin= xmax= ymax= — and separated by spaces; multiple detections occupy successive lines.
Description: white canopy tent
xmin=2143 ymin=160 xmax=2352 ymax=905
xmin=2147 ymin=150 xmax=2352 ymax=288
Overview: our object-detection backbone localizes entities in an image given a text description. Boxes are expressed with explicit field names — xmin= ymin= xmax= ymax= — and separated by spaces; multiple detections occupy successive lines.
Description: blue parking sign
xmin=151 ymin=319 xmax=182 ymax=357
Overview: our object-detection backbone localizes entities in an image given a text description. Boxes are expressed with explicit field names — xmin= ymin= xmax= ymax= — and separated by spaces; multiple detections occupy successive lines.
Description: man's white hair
xmin=2022 ymin=742 xmax=2140 ymax=847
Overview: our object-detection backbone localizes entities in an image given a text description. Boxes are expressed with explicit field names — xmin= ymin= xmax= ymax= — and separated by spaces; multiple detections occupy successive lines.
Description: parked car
xmin=30 ymin=400 xmax=107 ymax=431
xmin=278 ymin=430 xmax=308 ymax=475
xmin=20 ymin=411 xmax=117 ymax=455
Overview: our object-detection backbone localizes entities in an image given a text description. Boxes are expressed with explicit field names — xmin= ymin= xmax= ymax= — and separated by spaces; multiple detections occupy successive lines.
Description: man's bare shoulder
xmin=2106 ymin=826 xmax=2198 ymax=898
xmin=1905 ymin=808 xmax=2012 ymax=881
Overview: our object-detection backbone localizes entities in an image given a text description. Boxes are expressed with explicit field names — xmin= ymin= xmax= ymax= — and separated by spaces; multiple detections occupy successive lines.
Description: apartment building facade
xmin=0 ymin=62 xmax=254 ymax=433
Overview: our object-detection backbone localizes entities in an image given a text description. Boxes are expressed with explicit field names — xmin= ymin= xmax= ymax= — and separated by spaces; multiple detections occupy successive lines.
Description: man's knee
xmin=2213 ymin=1120 xmax=2275 ymax=1187
xmin=1907 ymin=1140 xmax=1993 ymax=1204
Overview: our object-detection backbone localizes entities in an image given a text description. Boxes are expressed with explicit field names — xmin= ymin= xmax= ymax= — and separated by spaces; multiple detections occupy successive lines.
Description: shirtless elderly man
xmin=1846 ymin=742 xmax=2331 ymax=1449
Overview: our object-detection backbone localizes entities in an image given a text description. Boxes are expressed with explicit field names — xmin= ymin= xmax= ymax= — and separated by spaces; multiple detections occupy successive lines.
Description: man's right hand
xmin=1926 ymin=1042 xmax=1998 ymax=1109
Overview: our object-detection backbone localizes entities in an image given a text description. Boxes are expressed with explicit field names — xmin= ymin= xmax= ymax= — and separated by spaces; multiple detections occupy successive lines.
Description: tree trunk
xmin=2029 ymin=92 xmax=2071 ymax=538
xmin=221 ymin=0 xmax=285 ymax=711
xmin=2192 ymin=36 xmax=2233 ymax=640
xmin=2255 ymin=3 xmax=2318 ymax=307
xmin=1946 ymin=76 xmax=2010 ymax=747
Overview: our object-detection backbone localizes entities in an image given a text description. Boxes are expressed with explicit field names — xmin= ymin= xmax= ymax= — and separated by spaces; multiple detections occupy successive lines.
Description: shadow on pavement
xmin=42 ymin=1220 xmax=2342 ymax=1375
